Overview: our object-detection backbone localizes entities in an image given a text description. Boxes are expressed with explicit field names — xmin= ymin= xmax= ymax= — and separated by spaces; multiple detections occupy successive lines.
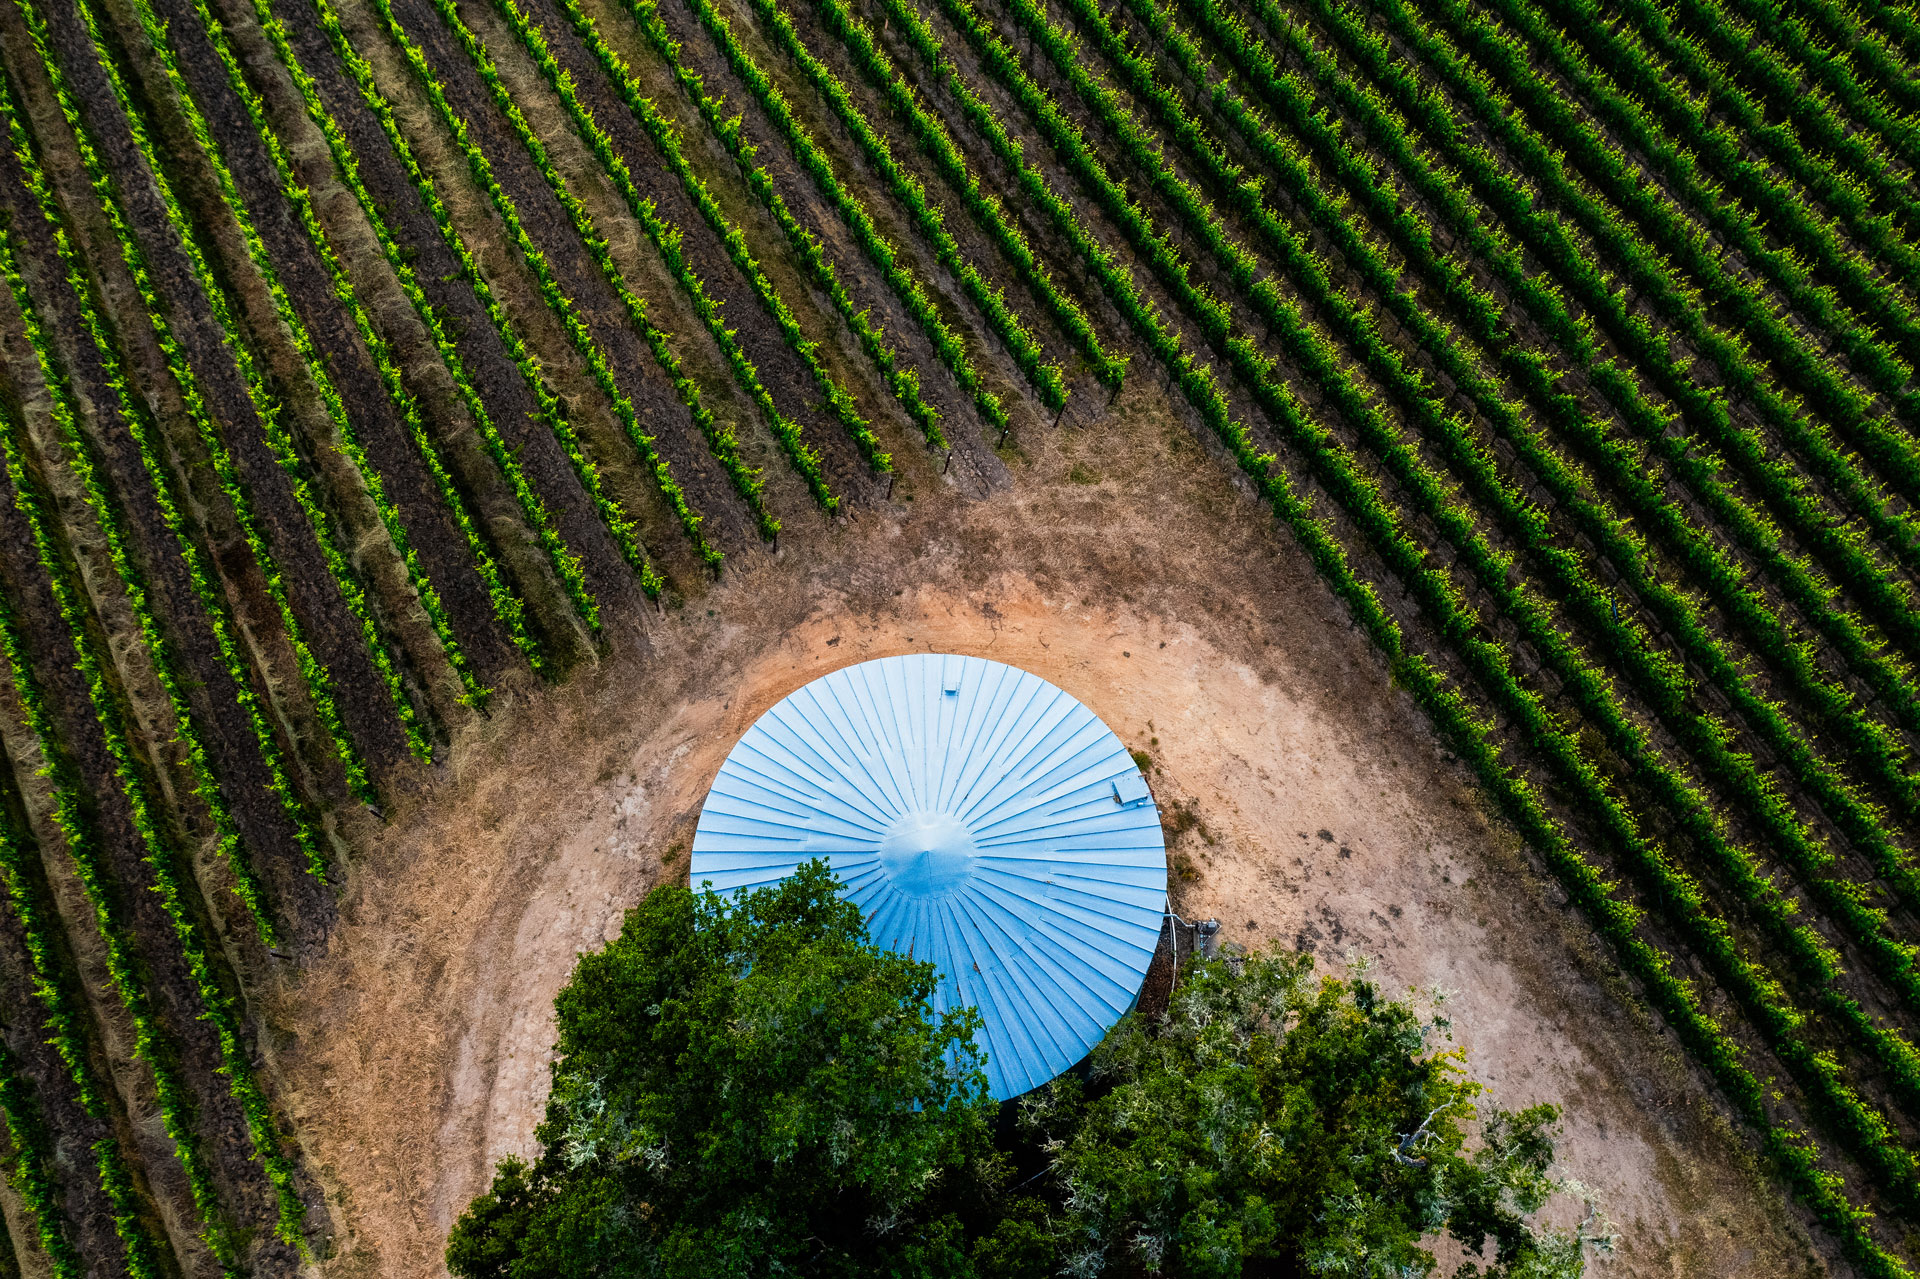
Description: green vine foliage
xmin=184 ymin=0 xmax=547 ymax=676
xmin=1537 ymin=0 xmax=1920 ymax=386
xmin=479 ymin=0 xmax=841 ymax=512
xmin=0 ymin=448 xmax=246 ymax=1266
xmin=1005 ymin=0 xmax=1920 ymax=1217
xmin=0 ymin=1037 xmax=84 ymax=1279
xmin=1135 ymin=0 xmax=1920 ymax=1025
xmin=679 ymin=0 xmax=1010 ymax=430
xmin=125 ymin=0 xmax=484 ymax=724
xmin=1274 ymin=0 xmax=1920 ymax=901
xmin=917 ymin=0 xmax=1912 ymax=1269
xmin=544 ymin=0 xmax=892 ymax=471
xmin=0 ymin=67 xmax=329 ymax=889
xmin=0 ymin=639 xmax=220 ymax=1279
xmin=0 ymin=223 xmax=279 ymax=942
xmin=619 ymin=0 xmax=946 ymax=446
xmin=266 ymin=0 xmax=661 ymax=603
xmin=1431 ymin=0 xmax=1920 ymax=564
xmin=218 ymin=0 xmax=596 ymax=647
xmin=1356 ymin=0 xmax=1920 ymax=655
xmin=366 ymin=0 xmax=727 ymax=561
xmin=809 ymin=0 xmax=1121 ymax=389
xmin=1664 ymin=0 xmax=1920 ymax=284
xmin=13 ymin=0 xmax=313 ymax=1246
xmin=747 ymin=0 xmax=1066 ymax=409
xmin=25 ymin=0 xmax=391 ymax=806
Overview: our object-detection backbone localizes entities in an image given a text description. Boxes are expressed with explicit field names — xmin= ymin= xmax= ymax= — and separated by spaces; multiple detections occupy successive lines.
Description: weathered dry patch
xmin=263 ymin=425 xmax=1828 ymax=1277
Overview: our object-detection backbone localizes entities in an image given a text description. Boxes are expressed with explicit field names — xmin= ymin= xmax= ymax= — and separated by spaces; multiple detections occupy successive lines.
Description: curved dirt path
xmin=263 ymin=407 xmax=1831 ymax=1278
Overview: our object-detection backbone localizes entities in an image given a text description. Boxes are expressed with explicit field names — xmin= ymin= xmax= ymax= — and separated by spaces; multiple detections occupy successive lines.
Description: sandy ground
xmin=259 ymin=401 xmax=1835 ymax=1278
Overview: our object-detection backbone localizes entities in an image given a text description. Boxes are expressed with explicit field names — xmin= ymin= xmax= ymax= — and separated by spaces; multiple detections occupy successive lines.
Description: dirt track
xmin=262 ymin=395 xmax=1832 ymax=1278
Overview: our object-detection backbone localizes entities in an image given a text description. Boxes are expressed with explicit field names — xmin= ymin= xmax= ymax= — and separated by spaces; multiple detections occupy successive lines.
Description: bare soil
xmin=135 ymin=0 xmax=524 ymax=699
xmin=0 ymin=415 xmax=297 ymax=1276
xmin=0 ymin=108 xmax=336 ymax=947
xmin=14 ymin=0 xmax=415 ymax=787
xmin=259 ymin=389 xmax=1831 ymax=1278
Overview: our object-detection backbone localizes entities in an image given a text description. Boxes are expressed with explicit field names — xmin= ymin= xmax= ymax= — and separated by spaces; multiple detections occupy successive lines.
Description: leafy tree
xmin=446 ymin=861 xmax=1002 ymax=1278
xmin=450 ymin=867 xmax=1600 ymax=1278
xmin=1024 ymin=949 xmax=1603 ymax=1277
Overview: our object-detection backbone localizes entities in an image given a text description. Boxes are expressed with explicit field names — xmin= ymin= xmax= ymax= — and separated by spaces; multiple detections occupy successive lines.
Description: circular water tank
xmin=690 ymin=653 xmax=1167 ymax=1100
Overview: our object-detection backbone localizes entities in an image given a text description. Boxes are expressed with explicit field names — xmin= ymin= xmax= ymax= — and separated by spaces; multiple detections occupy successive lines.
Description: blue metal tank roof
xmin=690 ymin=653 xmax=1168 ymax=1101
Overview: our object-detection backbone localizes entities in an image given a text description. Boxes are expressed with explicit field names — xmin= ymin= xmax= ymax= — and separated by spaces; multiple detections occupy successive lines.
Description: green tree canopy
xmin=1026 ymin=950 xmax=1597 ymax=1278
xmin=449 ymin=865 xmax=1599 ymax=1278
xmin=446 ymin=861 xmax=1001 ymax=1278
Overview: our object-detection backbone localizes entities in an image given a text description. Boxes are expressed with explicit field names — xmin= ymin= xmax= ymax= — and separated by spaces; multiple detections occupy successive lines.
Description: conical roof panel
xmin=691 ymin=654 xmax=1168 ymax=1100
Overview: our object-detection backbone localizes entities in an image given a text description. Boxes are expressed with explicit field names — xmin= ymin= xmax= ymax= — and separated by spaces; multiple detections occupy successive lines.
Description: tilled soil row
xmin=1340 ymin=0 xmax=1920 ymax=665
xmin=236 ymin=0 xmax=657 ymax=638
xmin=0 ymin=112 xmax=336 ymax=952
xmin=27 ymin=0 xmax=417 ymax=790
xmin=142 ymin=0 xmax=528 ymax=698
xmin=1223 ymin=0 xmax=1920 ymax=885
xmin=897 ymin=0 xmax=1918 ymax=1238
xmin=0 ymin=465 xmax=306 ymax=1274
xmin=497 ymin=0 xmax=882 ymax=502
xmin=648 ymin=0 xmax=1024 ymax=490
xmin=381 ymin=0 xmax=770 ymax=555
xmin=0 ymin=802 xmax=162 ymax=1273
xmin=1055 ymin=0 xmax=1920 ymax=1029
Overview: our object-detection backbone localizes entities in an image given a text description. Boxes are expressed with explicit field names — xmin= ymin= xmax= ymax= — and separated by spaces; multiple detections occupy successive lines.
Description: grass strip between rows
xmin=363 ymin=0 xmax=726 ymax=561
xmin=1012 ymin=0 xmax=1920 ymax=1208
xmin=0 ymin=738 xmax=168 ymax=1278
xmin=620 ymin=0 xmax=943 ymax=447
xmin=32 ymin=0 xmax=395 ymax=805
xmin=750 ymin=0 xmax=1067 ymax=410
xmin=540 ymin=0 xmax=890 ymax=470
xmin=679 ymin=0 xmax=1006 ymax=431
xmin=270 ymin=0 xmax=663 ymax=602
xmin=0 ymin=219 xmax=281 ymax=942
xmin=482 ymin=0 xmax=841 ymax=511
xmin=185 ymin=0 xmax=551 ymax=676
xmin=127 ymin=0 xmax=485 ymax=725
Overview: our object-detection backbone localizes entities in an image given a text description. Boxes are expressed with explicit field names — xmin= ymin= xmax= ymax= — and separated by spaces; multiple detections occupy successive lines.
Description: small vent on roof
xmin=943 ymin=669 xmax=962 ymax=695
xmin=1112 ymin=773 xmax=1151 ymax=807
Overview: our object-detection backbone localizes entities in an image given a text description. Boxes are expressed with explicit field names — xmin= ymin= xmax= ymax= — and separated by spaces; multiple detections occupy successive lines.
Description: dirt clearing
xmin=259 ymin=405 xmax=1829 ymax=1278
